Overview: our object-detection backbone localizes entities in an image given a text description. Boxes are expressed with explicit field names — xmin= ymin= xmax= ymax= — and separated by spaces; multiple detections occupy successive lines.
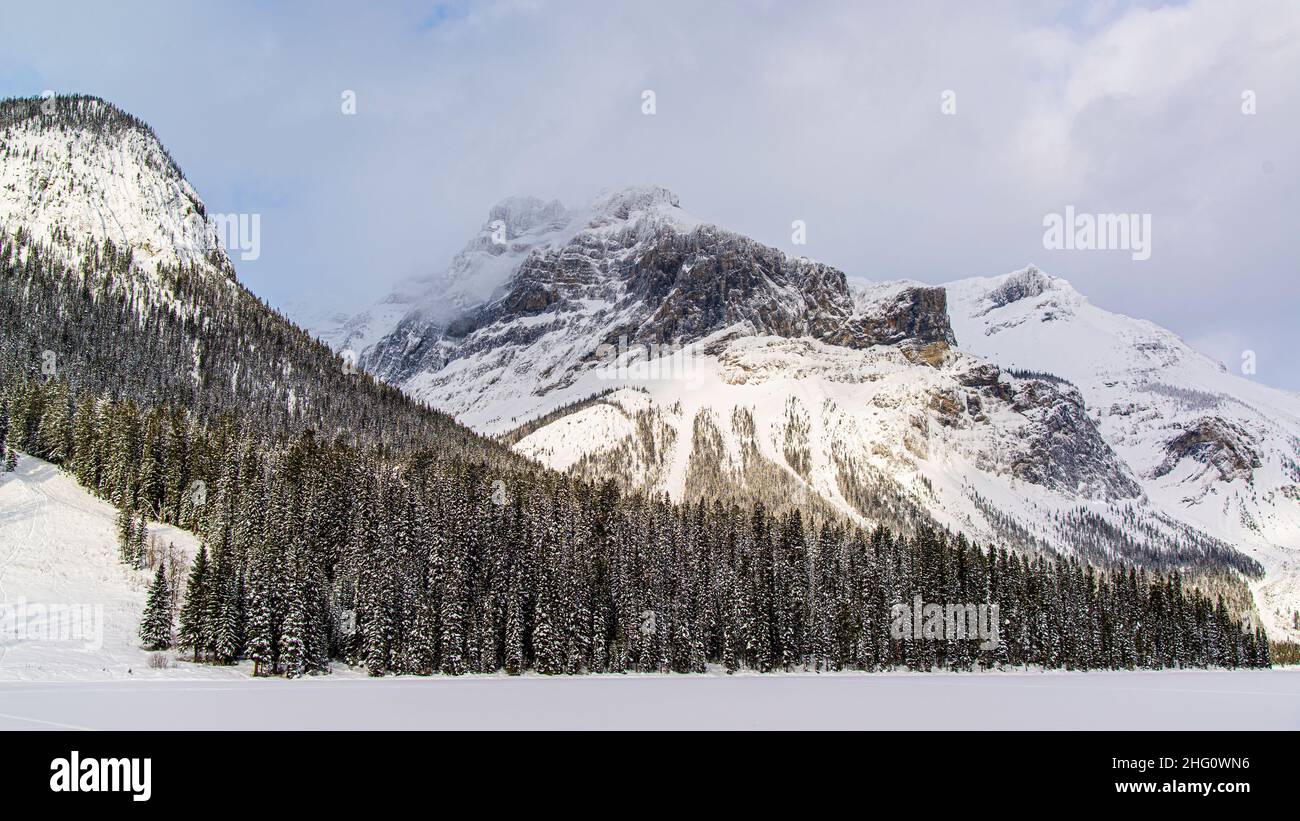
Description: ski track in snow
xmin=0 ymin=453 xmax=245 ymax=682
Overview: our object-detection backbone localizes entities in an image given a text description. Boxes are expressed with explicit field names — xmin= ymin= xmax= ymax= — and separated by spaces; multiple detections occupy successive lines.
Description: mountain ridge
xmin=307 ymin=191 xmax=1298 ymax=640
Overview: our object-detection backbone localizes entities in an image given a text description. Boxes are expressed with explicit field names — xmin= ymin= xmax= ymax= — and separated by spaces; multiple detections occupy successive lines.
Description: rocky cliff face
xmin=1154 ymin=417 xmax=1263 ymax=484
xmin=473 ymin=222 xmax=955 ymax=352
xmin=950 ymin=363 xmax=1142 ymax=501
xmin=360 ymin=187 xmax=956 ymax=396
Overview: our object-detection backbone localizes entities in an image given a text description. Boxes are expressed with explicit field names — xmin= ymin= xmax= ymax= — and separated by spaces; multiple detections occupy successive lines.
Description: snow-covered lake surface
xmin=1 ymin=669 xmax=1297 ymax=730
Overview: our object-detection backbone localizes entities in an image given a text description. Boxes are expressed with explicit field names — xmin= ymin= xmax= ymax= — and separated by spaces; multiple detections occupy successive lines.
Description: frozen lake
xmin=2 ymin=669 xmax=1297 ymax=730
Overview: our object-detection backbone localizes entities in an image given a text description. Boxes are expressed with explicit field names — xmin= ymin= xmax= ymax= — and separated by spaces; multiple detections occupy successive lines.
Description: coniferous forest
xmin=0 ymin=224 xmax=1272 ymax=677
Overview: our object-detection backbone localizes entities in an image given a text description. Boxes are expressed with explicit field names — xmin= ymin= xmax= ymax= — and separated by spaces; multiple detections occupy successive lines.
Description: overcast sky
xmin=3 ymin=0 xmax=1297 ymax=389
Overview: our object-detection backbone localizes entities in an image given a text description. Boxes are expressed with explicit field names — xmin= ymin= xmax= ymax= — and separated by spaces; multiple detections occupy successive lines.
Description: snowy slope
xmin=0 ymin=454 xmax=243 ymax=681
xmin=946 ymin=266 xmax=1300 ymax=639
xmin=510 ymin=331 xmax=1257 ymax=583
xmin=0 ymin=96 xmax=229 ymax=278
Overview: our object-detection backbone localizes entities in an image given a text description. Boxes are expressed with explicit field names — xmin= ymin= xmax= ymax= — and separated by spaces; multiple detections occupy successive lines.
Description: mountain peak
xmin=944 ymin=265 xmax=1086 ymax=320
xmin=472 ymin=186 xmax=684 ymax=245
xmin=484 ymin=195 xmax=570 ymax=239
xmin=0 ymin=93 xmax=226 ymax=276
xmin=588 ymin=185 xmax=681 ymax=222
xmin=985 ymin=265 xmax=1055 ymax=309
xmin=593 ymin=184 xmax=680 ymax=209
xmin=0 ymin=94 xmax=186 ymax=180
xmin=4 ymin=93 xmax=143 ymax=130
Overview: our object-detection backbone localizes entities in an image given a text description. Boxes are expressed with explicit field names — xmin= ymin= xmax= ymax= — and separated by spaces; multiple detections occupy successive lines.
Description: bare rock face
xmin=981 ymin=265 xmax=1051 ymax=312
xmin=1154 ymin=417 xmax=1262 ymax=483
xmin=621 ymin=226 xmax=856 ymax=346
xmin=1006 ymin=377 xmax=1143 ymax=501
xmin=362 ymin=312 xmax=453 ymax=383
xmin=470 ymin=217 xmax=957 ymax=354
xmin=838 ymin=285 xmax=957 ymax=348
xmin=949 ymin=364 xmax=1142 ymax=501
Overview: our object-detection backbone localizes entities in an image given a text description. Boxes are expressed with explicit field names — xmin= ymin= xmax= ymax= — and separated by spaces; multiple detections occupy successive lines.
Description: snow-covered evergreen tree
xmin=177 ymin=544 xmax=210 ymax=661
xmin=139 ymin=563 xmax=173 ymax=650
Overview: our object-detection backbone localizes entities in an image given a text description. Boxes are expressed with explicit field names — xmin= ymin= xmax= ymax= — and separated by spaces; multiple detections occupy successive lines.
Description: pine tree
xmin=503 ymin=558 xmax=526 ymax=676
xmin=139 ymin=563 xmax=173 ymax=650
xmin=438 ymin=537 xmax=467 ymax=676
xmin=177 ymin=545 xmax=210 ymax=662
xmin=37 ymin=381 xmax=72 ymax=463
xmin=246 ymin=563 xmax=277 ymax=676
xmin=532 ymin=557 xmax=564 ymax=675
xmin=0 ymin=401 xmax=9 ymax=467
xmin=132 ymin=512 xmax=149 ymax=569
xmin=279 ymin=593 xmax=307 ymax=679
xmin=212 ymin=570 xmax=244 ymax=665
xmin=116 ymin=504 xmax=136 ymax=565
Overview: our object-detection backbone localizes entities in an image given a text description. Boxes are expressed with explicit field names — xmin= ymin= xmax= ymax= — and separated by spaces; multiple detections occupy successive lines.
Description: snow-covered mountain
xmin=321 ymin=187 xmax=957 ymax=427
xmin=317 ymin=189 xmax=1299 ymax=639
xmin=946 ymin=267 xmax=1300 ymax=641
xmin=0 ymin=95 xmax=232 ymax=282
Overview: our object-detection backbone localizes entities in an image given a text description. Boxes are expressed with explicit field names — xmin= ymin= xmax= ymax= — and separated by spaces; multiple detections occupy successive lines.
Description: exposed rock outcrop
xmin=1154 ymin=417 xmax=1262 ymax=483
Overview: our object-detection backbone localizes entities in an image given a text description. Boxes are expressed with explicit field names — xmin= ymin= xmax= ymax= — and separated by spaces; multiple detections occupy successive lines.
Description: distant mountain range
xmin=306 ymin=189 xmax=1300 ymax=640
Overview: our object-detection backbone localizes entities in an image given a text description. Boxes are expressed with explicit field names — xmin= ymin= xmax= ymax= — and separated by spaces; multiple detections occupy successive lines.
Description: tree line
xmin=5 ymin=377 xmax=1271 ymax=675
